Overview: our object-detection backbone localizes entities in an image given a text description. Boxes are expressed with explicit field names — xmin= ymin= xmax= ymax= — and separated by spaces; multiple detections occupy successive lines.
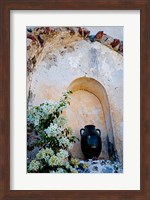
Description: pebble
xmin=77 ymin=159 xmax=123 ymax=173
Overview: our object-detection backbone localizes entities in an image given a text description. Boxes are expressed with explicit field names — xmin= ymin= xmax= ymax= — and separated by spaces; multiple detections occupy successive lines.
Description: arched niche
xmin=66 ymin=77 xmax=117 ymax=160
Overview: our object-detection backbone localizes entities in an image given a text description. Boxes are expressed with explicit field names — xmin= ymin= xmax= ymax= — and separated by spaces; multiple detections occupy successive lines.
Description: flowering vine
xmin=27 ymin=90 xmax=81 ymax=173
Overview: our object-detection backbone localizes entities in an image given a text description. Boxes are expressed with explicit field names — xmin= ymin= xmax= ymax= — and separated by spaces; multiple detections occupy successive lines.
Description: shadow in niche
xmin=68 ymin=77 xmax=118 ymax=161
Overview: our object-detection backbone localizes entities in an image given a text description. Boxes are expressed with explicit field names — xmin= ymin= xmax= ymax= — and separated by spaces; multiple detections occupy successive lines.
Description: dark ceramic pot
xmin=80 ymin=125 xmax=102 ymax=159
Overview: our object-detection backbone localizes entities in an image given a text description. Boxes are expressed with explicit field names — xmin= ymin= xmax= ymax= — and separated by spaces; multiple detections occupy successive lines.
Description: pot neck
xmin=85 ymin=125 xmax=95 ymax=130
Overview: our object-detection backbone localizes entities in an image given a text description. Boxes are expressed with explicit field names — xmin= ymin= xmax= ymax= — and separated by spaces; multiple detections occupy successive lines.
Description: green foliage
xmin=27 ymin=90 xmax=80 ymax=173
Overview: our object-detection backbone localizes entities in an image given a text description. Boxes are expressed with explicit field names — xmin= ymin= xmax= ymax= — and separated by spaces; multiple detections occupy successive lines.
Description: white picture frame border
xmin=10 ymin=10 xmax=140 ymax=190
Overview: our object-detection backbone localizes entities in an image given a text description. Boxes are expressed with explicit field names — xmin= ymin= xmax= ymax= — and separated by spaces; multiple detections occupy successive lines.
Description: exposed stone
xmin=94 ymin=31 xmax=123 ymax=55
xmin=78 ymin=27 xmax=90 ymax=38
xmin=77 ymin=159 xmax=123 ymax=173
xmin=27 ymin=27 xmax=123 ymax=163
xmin=95 ymin=31 xmax=105 ymax=40
xmin=111 ymin=39 xmax=120 ymax=48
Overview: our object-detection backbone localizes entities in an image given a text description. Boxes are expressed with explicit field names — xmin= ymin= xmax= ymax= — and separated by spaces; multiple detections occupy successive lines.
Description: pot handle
xmin=80 ymin=128 xmax=85 ymax=136
xmin=96 ymin=129 xmax=101 ymax=136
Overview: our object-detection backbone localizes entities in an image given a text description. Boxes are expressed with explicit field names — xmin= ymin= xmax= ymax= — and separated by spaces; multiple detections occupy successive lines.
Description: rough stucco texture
xmin=27 ymin=28 xmax=123 ymax=162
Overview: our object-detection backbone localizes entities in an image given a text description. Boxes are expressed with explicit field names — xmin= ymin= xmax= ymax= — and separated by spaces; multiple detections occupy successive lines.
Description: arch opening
xmin=66 ymin=77 xmax=118 ymax=160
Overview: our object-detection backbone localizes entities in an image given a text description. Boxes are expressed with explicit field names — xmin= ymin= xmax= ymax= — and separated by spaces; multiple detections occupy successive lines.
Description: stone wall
xmin=27 ymin=27 xmax=123 ymax=162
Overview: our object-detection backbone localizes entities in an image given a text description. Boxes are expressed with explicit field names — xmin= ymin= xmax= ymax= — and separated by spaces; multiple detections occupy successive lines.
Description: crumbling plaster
xmin=27 ymin=28 xmax=123 ymax=162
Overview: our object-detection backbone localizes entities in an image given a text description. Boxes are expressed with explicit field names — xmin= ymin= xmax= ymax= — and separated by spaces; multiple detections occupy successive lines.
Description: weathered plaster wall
xmin=64 ymin=90 xmax=108 ymax=159
xmin=27 ymin=27 xmax=123 ymax=162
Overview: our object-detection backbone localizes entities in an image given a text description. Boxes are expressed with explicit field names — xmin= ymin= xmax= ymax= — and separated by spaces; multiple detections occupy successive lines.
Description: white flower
xmin=27 ymin=101 xmax=57 ymax=127
xmin=36 ymin=148 xmax=54 ymax=162
xmin=48 ymin=155 xmax=63 ymax=166
xmin=44 ymin=123 xmax=61 ymax=137
xmin=58 ymin=137 xmax=73 ymax=149
xmin=56 ymin=168 xmax=65 ymax=173
xmin=67 ymin=142 xmax=73 ymax=150
xmin=64 ymin=161 xmax=73 ymax=171
xmin=27 ymin=91 xmax=77 ymax=173
xmin=27 ymin=91 xmax=72 ymax=131
xmin=56 ymin=149 xmax=68 ymax=159
xmin=28 ymin=160 xmax=41 ymax=172
xmin=40 ymin=101 xmax=57 ymax=115
xmin=53 ymin=116 xmax=67 ymax=128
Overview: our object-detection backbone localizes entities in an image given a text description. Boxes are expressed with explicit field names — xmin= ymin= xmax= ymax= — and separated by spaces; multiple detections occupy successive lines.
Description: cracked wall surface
xmin=27 ymin=27 xmax=123 ymax=162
